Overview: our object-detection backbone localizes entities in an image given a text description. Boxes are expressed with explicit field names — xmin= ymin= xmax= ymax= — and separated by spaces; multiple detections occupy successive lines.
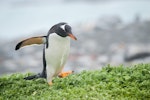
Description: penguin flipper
xmin=15 ymin=36 xmax=46 ymax=50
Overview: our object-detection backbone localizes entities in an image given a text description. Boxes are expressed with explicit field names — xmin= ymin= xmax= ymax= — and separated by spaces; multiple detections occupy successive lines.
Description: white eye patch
xmin=60 ymin=24 xmax=67 ymax=31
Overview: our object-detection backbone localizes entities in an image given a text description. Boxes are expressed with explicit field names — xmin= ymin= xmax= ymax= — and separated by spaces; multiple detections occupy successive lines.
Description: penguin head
xmin=48 ymin=22 xmax=77 ymax=40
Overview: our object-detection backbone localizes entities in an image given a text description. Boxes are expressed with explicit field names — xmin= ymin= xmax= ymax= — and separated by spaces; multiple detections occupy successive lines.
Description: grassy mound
xmin=0 ymin=64 xmax=150 ymax=100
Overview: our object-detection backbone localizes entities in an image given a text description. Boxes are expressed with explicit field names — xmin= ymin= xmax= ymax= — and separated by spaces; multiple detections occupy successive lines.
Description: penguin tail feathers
xmin=15 ymin=36 xmax=46 ymax=50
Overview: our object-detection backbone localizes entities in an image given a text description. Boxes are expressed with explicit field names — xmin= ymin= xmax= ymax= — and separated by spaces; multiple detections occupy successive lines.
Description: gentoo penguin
xmin=15 ymin=22 xmax=77 ymax=85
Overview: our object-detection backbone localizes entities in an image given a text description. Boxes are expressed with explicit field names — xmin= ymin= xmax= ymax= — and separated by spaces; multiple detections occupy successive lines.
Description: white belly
xmin=45 ymin=33 xmax=70 ymax=82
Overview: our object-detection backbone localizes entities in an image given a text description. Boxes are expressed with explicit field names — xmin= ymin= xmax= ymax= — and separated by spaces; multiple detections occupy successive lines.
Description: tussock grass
xmin=0 ymin=64 xmax=150 ymax=100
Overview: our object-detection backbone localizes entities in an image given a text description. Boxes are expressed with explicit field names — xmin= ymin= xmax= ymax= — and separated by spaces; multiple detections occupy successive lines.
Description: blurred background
xmin=0 ymin=0 xmax=150 ymax=75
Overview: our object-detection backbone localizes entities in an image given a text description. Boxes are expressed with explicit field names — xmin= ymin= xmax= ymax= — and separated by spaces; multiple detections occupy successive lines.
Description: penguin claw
xmin=58 ymin=70 xmax=74 ymax=78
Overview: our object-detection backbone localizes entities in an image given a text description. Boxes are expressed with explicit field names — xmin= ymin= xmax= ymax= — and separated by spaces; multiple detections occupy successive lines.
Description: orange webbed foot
xmin=48 ymin=81 xmax=53 ymax=86
xmin=58 ymin=71 xmax=73 ymax=78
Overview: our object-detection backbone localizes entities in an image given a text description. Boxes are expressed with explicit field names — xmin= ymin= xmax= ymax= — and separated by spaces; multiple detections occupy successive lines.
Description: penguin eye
xmin=65 ymin=25 xmax=71 ymax=33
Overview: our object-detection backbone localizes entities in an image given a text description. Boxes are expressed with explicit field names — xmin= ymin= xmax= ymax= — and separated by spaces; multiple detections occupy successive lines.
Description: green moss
xmin=0 ymin=64 xmax=150 ymax=100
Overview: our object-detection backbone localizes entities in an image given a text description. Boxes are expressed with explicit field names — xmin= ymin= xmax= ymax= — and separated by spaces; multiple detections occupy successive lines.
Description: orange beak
xmin=68 ymin=33 xmax=77 ymax=40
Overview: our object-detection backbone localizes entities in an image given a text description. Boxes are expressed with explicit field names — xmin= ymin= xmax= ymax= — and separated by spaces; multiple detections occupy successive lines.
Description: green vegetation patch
xmin=0 ymin=64 xmax=150 ymax=100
